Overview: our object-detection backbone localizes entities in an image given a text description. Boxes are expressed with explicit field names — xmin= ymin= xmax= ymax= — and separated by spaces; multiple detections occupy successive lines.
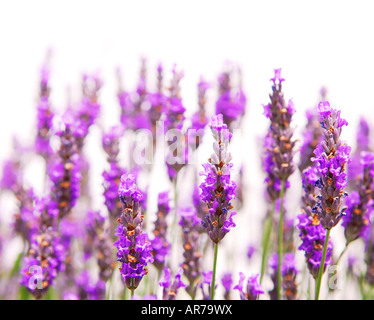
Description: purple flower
xmin=159 ymin=267 xmax=186 ymax=300
xmin=348 ymin=117 xmax=371 ymax=190
xmin=364 ymin=226 xmax=374 ymax=285
xmin=299 ymin=108 xmax=323 ymax=172
xmin=115 ymin=173 xmax=153 ymax=290
xmin=74 ymin=73 xmax=102 ymax=151
xmin=179 ymin=207 xmax=202 ymax=299
xmin=297 ymin=213 xmax=333 ymax=279
xmin=247 ymin=244 xmax=256 ymax=260
xmin=199 ymin=270 xmax=214 ymax=300
xmin=215 ymin=67 xmax=247 ymax=130
xmin=281 ymin=253 xmax=298 ymax=300
xmin=234 ymin=272 xmax=264 ymax=300
xmin=151 ymin=191 xmax=171 ymax=272
xmin=189 ymin=77 xmax=210 ymax=150
xmin=342 ymin=151 xmax=374 ymax=243
xmin=20 ymin=195 xmax=65 ymax=299
xmin=263 ymin=69 xmax=296 ymax=182
xmin=76 ymin=270 xmax=106 ymax=300
xmin=117 ymin=64 xmax=152 ymax=132
xmin=48 ymin=112 xmax=82 ymax=220
xmin=164 ymin=65 xmax=186 ymax=131
xmin=35 ymin=58 xmax=54 ymax=160
xmin=102 ymin=126 xmax=125 ymax=225
xmin=312 ymin=101 xmax=351 ymax=230
xmin=199 ymin=114 xmax=237 ymax=243
xmin=221 ymin=272 xmax=233 ymax=300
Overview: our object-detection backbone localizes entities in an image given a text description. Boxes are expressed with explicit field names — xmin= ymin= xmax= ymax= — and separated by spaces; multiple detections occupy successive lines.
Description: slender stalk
xmin=130 ymin=288 xmax=134 ymax=299
xmin=277 ymin=179 xmax=286 ymax=300
xmin=210 ymin=243 xmax=219 ymax=300
xmin=326 ymin=242 xmax=349 ymax=298
xmin=315 ymin=228 xmax=331 ymax=300
xmin=336 ymin=243 xmax=349 ymax=267
xmin=260 ymin=200 xmax=275 ymax=284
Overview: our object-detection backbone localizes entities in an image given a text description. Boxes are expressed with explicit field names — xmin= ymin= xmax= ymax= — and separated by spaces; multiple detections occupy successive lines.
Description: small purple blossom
xmin=159 ymin=267 xmax=186 ymax=300
xmin=221 ymin=272 xmax=233 ymax=300
xmin=233 ymin=272 xmax=264 ymax=300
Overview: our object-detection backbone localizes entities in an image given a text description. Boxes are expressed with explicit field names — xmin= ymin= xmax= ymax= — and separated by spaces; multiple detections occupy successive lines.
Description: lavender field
xmin=0 ymin=1 xmax=373 ymax=301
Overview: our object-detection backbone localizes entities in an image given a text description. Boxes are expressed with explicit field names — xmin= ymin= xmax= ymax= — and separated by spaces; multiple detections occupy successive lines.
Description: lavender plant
xmin=199 ymin=113 xmax=237 ymax=299
xmin=311 ymin=101 xmax=351 ymax=299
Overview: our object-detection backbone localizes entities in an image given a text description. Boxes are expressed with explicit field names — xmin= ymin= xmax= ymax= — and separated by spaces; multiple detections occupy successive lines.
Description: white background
xmin=1 ymin=0 xmax=374 ymax=299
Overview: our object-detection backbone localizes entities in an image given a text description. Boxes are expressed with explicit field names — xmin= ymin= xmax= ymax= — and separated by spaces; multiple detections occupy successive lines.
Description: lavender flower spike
xmin=297 ymin=166 xmax=333 ymax=279
xmin=179 ymin=207 xmax=202 ymax=299
xmin=281 ymin=253 xmax=298 ymax=300
xmin=114 ymin=173 xmax=153 ymax=292
xmin=342 ymin=151 xmax=374 ymax=244
xmin=263 ymin=68 xmax=296 ymax=181
xmin=199 ymin=114 xmax=237 ymax=243
xmin=151 ymin=191 xmax=171 ymax=273
xmin=312 ymin=101 xmax=351 ymax=230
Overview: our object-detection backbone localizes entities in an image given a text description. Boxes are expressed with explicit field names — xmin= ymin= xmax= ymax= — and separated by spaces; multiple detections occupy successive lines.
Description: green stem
xmin=326 ymin=242 xmax=350 ymax=297
xmin=277 ymin=179 xmax=286 ymax=300
xmin=210 ymin=243 xmax=219 ymax=300
xmin=336 ymin=242 xmax=349 ymax=267
xmin=130 ymin=288 xmax=134 ymax=299
xmin=315 ymin=228 xmax=331 ymax=300
xmin=260 ymin=200 xmax=275 ymax=284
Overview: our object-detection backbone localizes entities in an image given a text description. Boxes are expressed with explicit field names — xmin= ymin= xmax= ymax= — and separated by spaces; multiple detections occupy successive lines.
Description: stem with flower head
xmin=277 ymin=179 xmax=286 ymax=300
xmin=315 ymin=228 xmax=331 ymax=300
xmin=210 ymin=242 xmax=219 ymax=300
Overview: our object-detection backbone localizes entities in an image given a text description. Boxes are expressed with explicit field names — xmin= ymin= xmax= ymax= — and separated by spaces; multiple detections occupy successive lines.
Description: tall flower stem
xmin=260 ymin=200 xmax=275 ymax=284
xmin=210 ymin=242 xmax=219 ymax=300
xmin=315 ymin=228 xmax=331 ymax=300
xmin=277 ymin=179 xmax=286 ymax=300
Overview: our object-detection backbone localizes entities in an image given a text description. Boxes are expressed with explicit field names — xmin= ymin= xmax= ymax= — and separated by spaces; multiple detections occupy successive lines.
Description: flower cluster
xmin=150 ymin=191 xmax=171 ymax=272
xmin=312 ymin=101 xmax=351 ymax=230
xmin=179 ymin=207 xmax=202 ymax=299
xmin=199 ymin=114 xmax=237 ymax=243
xmin=159 ymin=267 xmax=186 ymax=300
xmin=343 ymin=151 xmax=374 ymax=243
xmin=20 ymin=195 xmax=65 ymax=299
xmin=281 ymin=253 xmax=298 ymax=300
xmin=35 ymin=61 xmax=54 ymax=160
xmin=102 ymin=126 xmax=125 ymax=225
xmin=263 ymin=68 xmax=296 ymax=183
xmin=221 ymin=272 xmax=233 ymax=300
xmin=348 ymin=117 xmax=371 ymax=189
xmin=297 ymin=166 xmax=333 ymax=279
xmin=114 ymin=173 xmax=154 ymax=291
xmin=215 ymin=67 xmax=247 ymax=130
xmin=233 ymin=272 xmax=264 ymax=300
xmin=48 ymin=111 xmax=82 ymax=220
